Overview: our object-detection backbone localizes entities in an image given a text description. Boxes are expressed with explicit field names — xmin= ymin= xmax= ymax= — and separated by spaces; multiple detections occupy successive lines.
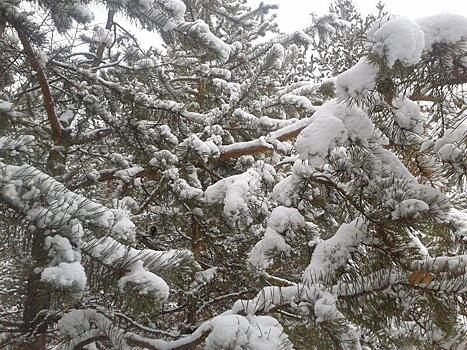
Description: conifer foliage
xmin=1 ymin=0 xmax=467 ymax=349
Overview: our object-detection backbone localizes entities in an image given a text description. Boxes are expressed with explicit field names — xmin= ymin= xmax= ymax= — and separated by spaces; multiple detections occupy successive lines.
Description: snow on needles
xmin=117 ymin=260 xmax=170 ymax=300
xmin=295 ymin=100 xmax=376 ymax=169
xmin=416 ymin=13 xmax=467 ymax=50
xmin=41 ymin=262 xmax=87 ymax=292
xmin=303 ymin=218 xmax=367 ymax=285
xmin=367 ymin=16 xmax=424 ymax=68
xmin=249 ymin=206 xmax=305 ymax=270
xmin=335 ymin=57 xmax=379 ymax=101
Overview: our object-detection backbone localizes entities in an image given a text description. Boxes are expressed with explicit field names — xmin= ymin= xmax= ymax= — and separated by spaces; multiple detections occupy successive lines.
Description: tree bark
xmin=21 ymin=229 xmax=51 ymax=350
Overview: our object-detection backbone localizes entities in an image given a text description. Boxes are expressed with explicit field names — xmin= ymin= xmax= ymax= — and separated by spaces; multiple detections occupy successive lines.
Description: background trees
xmin=1 ymin=0 xmax=467 ymax=349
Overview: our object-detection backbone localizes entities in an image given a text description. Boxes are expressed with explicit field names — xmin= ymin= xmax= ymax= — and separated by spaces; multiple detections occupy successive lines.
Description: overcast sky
xmin=92 ymin=0 xmax=467 ymax=48
xmin=276 ymin=0 xmax=467 ymax=31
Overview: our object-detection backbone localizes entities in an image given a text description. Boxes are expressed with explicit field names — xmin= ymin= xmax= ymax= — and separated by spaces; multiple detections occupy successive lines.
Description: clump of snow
xmin=179 ymin=20 xmax=231 ymax=62
xmin=41 ymin=262 xmax=86 ymax=292
xmin=335 ymin=57 xmax=379 ymax=101
xmin=84 ymin=235 xmax=192 ymax=272
xmin=205 ymin=314 xmax=293 ymax=350
xmin=392 ymin=199 xmax=429 ymax=220
xmin=416 ymin=13 xmax=467 ymax=50
xmin=232 ymin=285 xmax=300 ymax=314
xmin=295 ymin=100 xmax=376 ymax=169
xmin=295 ymin=113 xmax=347 ymax=168
xmin=118 ymin=260 xmax=170 ymax=300
xmin=313 ymin=290 xmax=344 ymax=323
xmin=303 ymin=218 xmax=366 ymax=285
xmin=177 ymin=134 xmax=220 ymax=162
xmin=158 ymin=0 xmax=186 ymax=22
xmin=204 ymin=169 xmax=261 ymax=223
xmin=114 ymin=166 xmax=144 ymax=183
xmin=367 ymin=16 xmax=424 ymax=67
xmin=0 ymin=164 xmax=136 ymax=240
xmin=272 ymin=173 xmax=302 ymax=207
xmin=249 ymin=206 xmax=305 ymax=270
xmin=392 ymin=97 xmax=425 ymax=134
xmin=58 ymin=309 xmax=91 ymax=338
xmin=69 ymin=3 xmax=94 ymax=23
xmin=433 ymin=120 xmax=467 ymax=162
xmin=0 ymin=135 xmax=35 ymax=155
xmin=92 ymin=27 xmax=113 ymax=47
xmin=45 ymin=235 xmax=79 ymax=266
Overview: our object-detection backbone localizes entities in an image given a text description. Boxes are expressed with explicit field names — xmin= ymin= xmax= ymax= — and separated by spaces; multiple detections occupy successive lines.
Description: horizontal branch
xmin=218 ymin=118 xmax=311 ymax=161
xmin=66 ymin=128 xmax=112 ymax=145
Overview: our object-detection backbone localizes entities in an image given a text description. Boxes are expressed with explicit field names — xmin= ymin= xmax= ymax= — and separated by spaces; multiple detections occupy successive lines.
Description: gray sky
xmin=277 ymin=0 xmax=467 ymax=31
xmin=91 ymin=0 xmax=467 ymax=48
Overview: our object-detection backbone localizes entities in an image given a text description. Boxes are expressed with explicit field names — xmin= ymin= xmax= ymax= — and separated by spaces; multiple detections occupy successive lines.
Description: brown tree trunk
xmin=21 ymin=229 xmax=51 ymax=350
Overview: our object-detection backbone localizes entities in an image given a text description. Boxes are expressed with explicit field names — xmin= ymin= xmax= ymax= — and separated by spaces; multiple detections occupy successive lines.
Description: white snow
xmin=392 ymin=97 xmax=425 ymax=134
xmin=433 ymin=120 xmax=467 ymax=162
xmin=367 ymin=16 xmax=424 ymax=67
xmin=303 ymin=218 xmax=366 ymax=285
xmin=92 ymin=27 xmax=113 ymax=46
xmin=335 ymin=57 xmax=379 ymax=101
xmin=179 ymin=20 xmax=231 ymax=62
xmin=295 ymin=113 xmax=347 ymax=168
xmin=158 ymin=0 xmax=186 ymax=22
xmin=295 ymin=100 xmax=376 ymax=169
xmin=249 ymin=206 xmax=305 ymax=270
xmin=391 ymin=199 xmax=430 ymax=220
xmin=204 ymin=169 xmax=261 ymax=222
xmin=44 ymin=235 xmax=79 ymax=266
xmin=416 ymin=13 xmax=467 ymax=50
xmin=41 ymin=261 xmax=87 ymax=292
xmin=205 ymin=314 xmax=293 ymax=350
xmin=118 ymin=260 xmax=170 ymax=300
xmin=114 ymin=166 xmax=144 ymax=183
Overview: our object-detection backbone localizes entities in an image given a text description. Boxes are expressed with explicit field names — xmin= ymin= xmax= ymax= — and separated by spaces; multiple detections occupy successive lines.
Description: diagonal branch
xmin=15 ymin=29 xmax=62 ymax=145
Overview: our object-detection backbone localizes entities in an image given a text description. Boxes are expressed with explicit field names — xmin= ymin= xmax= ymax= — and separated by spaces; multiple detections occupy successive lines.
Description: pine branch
xmin=14 ymin=28 xmax=62 ymax=145
xmin=92 ymin=9 xmax=114 ymax=68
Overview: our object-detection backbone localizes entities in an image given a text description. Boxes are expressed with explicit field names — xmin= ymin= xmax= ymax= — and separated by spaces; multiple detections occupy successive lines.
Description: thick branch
xmin=218 ymin=118 xmax=311 ymax=161
xmin=15 ymin=29 xmax=62 ymax=145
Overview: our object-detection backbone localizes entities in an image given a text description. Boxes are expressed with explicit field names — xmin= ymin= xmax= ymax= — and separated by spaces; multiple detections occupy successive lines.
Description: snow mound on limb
xmin=335 ymin=57 xmax=379 ymax=101
xmin=416 ymin=13 xmax=467 ymax=50
xmin=367 ymin=16 xmax=424 ymax=67
xmin=248 ymin=206 xmax=305 ymax=270
xmin=205 ymin=314 xmax=293 ymax=350
xmin=118 ymin=260 xmax=170 ymax=300
xmin=295 ymin=100 xmax=376 ymax=170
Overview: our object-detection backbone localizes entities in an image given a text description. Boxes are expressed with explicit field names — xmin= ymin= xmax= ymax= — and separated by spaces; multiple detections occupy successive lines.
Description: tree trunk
xmin=21 ymin=229 xmax=51 ymax=350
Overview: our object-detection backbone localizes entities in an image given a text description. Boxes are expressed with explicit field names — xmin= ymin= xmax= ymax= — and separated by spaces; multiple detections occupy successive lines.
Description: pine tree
xmin=1 ymin=0 xmax=467 ymax=349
